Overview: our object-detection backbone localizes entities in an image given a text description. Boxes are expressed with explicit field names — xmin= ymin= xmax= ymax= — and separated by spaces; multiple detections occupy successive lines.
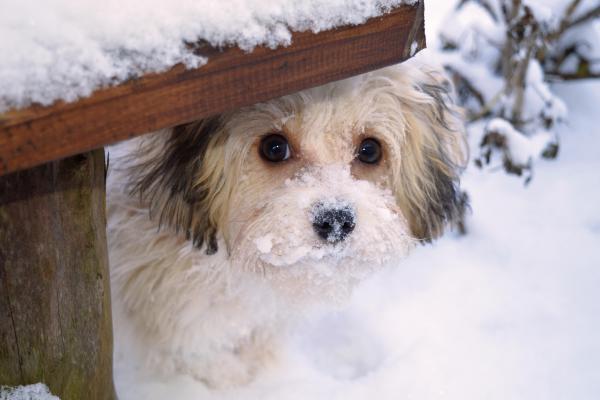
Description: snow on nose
xmin=311 ymin=200 xmax=356 ymax=244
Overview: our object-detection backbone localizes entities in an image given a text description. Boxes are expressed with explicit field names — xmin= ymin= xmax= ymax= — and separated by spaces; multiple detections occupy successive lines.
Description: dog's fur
xmin=107 ymin=59 xmax=467 ymax=387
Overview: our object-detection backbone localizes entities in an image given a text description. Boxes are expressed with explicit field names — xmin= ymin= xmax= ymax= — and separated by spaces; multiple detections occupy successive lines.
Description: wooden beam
xmin=0 ymin=2 xmax=424 ymax=176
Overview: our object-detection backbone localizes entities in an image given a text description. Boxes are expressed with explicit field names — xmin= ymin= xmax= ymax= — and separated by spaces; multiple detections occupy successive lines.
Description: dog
xmin=107 ymin=59 xmax=467 ymax=388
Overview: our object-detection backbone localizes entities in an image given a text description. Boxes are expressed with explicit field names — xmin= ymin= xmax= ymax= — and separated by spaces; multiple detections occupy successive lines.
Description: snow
xmin=436 ymin=0 xmax=597 ymax=139
xmin=0 ymin=0 xmax=415 ymax=113
xmin=523 ymin=0 xmax=558 ymax=30
xmin=439 ymin=2 xmax=503 ymax=49
xmin=246 ymin=165 xmax=410 ymax=272
xmin=0 ymin=384 xmax=59 ymax=400
xmin=255 ymin=234 xmax=274 ymax=254
xmin=410 ymin=40 xmax=419 ymax=56
xmin=114 ymin=0 xmax=600 ymax=398
xmin=559 ymin=19 xmax=600 ymax=74
xmin=443 ymin=52 xmax=505 ymax=103
xmin=484 ymin=117 xmax=554 ymax=167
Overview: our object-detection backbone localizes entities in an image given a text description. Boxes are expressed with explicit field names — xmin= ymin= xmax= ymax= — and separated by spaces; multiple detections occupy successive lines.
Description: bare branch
xmin=507 ymin=0 xmax=522 ymax=24
xmin=565 ymin=0 xmax=584 ymax=16
xmin=550 ymin=4 xmax=600 ymax=40
xmin=501 ymin=0 xmax=524 ymax=83
xmin=546 ymin=71 xmax=600 ymax=80
xmin=478 ymin=0 xmax=501 ymax=21
xmin=561 ymin=0 xmax=584 ymax=31
xmin=511 ymin=24 xmax=538 ymax=125
xmin=468 ymin=90 xmax=505 ymax=122
xmin=567 ymin=5 xmax=600 ymax=31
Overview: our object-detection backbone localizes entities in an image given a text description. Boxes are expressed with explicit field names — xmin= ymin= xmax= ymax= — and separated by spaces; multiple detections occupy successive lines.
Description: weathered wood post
xmin=0 ymin=149 xmax=116 ymax=400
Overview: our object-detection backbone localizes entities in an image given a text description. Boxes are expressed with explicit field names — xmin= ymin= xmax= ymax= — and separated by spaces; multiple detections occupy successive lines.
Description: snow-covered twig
xmin=546 ymin=70 xmax=600 ymax=80
xmin=560 ymin=5 xmax=600 ymax=35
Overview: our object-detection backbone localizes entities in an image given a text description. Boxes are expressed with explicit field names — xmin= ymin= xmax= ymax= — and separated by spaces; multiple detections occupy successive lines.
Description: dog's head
xmin=129 ymin=61 xmax=467 ymax=300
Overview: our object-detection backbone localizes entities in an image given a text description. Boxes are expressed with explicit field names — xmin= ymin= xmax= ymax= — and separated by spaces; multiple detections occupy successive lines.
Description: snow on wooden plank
xmin=0 ymin=2 xmax=424 ymax=176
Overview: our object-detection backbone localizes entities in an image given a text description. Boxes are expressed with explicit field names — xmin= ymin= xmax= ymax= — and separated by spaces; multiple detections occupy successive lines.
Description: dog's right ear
xmin=128 ymin=117 xmax=226 ymax=254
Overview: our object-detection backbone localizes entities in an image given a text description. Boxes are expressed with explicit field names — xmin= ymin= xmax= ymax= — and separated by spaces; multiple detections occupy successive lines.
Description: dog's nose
xmin=311 ymin=202 xmax=356 ymax=244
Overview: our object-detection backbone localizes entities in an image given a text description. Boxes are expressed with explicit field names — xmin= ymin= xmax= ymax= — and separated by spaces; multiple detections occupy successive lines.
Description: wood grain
xmin=0 ymin=150 xmax=116 ymax=400
xmin=0 ymin=2 xmax=424 ymax=175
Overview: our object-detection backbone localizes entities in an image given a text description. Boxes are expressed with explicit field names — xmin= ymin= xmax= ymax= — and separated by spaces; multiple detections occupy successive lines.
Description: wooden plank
xmin=0 ymin=2 xmax=424 ymax=176
xmin=0 ymin=150 xmax=116 ymax=400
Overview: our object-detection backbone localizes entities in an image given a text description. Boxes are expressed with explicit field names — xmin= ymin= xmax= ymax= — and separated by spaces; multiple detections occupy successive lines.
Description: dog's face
xmin=129 ymin=62 xmax=466 ymax=301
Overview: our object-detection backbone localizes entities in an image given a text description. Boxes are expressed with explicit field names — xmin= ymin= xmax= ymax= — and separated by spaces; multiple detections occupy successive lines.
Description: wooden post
xmin=0 ymin=149 xmax=116 ymax=400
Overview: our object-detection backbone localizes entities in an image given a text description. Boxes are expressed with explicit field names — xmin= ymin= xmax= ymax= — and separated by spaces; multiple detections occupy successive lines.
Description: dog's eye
xmin=260 ymin=134 xmax=291 ymax=162
xmin=357 ymin=138 xmax=382 ymax=164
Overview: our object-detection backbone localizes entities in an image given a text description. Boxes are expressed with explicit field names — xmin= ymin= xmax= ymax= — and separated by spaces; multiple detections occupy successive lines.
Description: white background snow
xmin=113 ymin=1 xmax=600 ymax=399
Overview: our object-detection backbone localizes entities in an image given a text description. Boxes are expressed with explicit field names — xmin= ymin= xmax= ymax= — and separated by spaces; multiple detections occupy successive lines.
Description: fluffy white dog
xmin=107 ymin=59 xmax=467 ymax=388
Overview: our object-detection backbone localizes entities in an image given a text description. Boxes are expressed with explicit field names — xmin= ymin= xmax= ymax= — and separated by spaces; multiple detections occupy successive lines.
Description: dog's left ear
xmin=383 ymin=64 xmax=468 ymax=241
xmin=127 ymin=117 xmax=227 ymax=254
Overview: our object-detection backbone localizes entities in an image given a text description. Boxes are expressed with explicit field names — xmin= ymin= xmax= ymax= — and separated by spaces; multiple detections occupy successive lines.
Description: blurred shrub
xmin=438 ymin=0 xmax=599 ymax=183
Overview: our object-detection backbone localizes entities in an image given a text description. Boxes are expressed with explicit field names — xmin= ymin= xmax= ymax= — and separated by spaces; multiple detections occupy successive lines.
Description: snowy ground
xmin=114 ymin=1 xmax=600 ymax=399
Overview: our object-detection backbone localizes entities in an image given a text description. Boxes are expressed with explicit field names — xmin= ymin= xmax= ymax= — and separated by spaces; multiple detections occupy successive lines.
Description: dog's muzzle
xmin=311 ymin=201 xmax=356 ymax=244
